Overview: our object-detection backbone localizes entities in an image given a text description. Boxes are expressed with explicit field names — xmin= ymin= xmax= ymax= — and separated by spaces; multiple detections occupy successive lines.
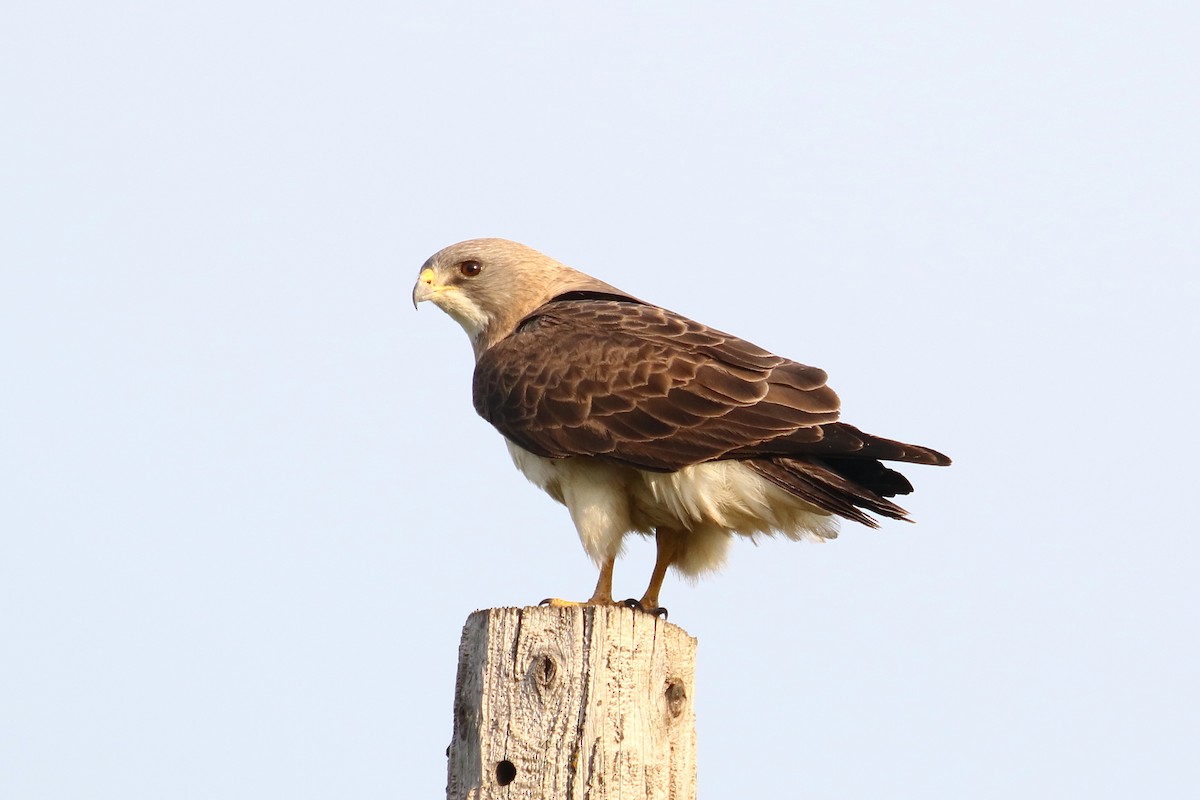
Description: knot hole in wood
xmin=529 ymin=653 xmax=559 ymax=695
xmin=495 ymin=759 xmax=517 ymax=786
xmin=664 ymin=678 xmax=688 ymax=720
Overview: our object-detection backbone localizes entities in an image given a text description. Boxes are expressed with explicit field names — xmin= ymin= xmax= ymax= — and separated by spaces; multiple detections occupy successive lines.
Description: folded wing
xmin=472 ymin=295 xmax=950 ymax=523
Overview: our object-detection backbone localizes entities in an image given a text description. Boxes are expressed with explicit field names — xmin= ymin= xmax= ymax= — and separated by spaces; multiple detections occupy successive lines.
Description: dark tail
xmin=746 ymin=427 xmax=950 ymax=528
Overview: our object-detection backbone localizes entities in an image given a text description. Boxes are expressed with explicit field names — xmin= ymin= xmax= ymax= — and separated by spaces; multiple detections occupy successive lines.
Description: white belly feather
xmin=505 ymin=441 xmax=838 ymax=576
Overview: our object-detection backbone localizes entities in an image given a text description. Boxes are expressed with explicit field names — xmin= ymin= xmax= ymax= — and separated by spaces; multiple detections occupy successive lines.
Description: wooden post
xmin=446 ymin=605 xmax=698 ymax=800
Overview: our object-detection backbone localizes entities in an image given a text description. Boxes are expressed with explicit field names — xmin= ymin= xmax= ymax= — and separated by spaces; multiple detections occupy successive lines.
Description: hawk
xmin=413 ymin=238 xmax=950 ymax=615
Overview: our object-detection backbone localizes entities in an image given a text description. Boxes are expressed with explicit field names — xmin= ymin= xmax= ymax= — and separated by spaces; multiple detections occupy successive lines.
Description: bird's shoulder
xmin=486 ymin=294 xmax=801 ymax=373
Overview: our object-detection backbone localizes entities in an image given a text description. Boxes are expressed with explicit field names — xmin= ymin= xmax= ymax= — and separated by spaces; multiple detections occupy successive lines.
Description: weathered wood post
xmin=446 ymin=605 xmax=698 ymax=799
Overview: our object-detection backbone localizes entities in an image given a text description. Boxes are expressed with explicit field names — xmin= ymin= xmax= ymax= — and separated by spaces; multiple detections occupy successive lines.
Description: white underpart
xmin=506 ymin=441 xmax=839 ymax=577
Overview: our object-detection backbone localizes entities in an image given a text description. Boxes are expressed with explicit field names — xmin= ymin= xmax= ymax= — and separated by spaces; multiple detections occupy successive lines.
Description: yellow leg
xmin=637 ymin=528 xmax=682 ymax=614
xmin=587 ymin=556 xmax=615 ymax=605
xmin=542 ymin=555 xmax=617 ymax=607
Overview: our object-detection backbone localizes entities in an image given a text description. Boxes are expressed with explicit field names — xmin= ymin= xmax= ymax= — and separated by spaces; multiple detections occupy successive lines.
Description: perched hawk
xmin=413 ymin=238 xmax=950 ymax=615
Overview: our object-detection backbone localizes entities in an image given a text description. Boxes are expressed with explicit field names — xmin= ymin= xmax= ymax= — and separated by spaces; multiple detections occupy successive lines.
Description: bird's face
xmin=412 ymin=244 xmax=495 ymax=340
xmin=414 ymin=238 xmax=628 ymax=356
xmin=413 ymin=238 xmax=557 ymax=355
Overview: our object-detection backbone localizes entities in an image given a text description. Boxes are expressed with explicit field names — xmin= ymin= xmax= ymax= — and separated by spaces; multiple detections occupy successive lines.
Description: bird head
xmin=413 ymin=238 xmax=627 ymax=357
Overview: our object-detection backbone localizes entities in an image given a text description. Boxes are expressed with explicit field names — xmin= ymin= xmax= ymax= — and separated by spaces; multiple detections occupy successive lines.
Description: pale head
xmin=412 ymin=238 xmax=625 ymax=357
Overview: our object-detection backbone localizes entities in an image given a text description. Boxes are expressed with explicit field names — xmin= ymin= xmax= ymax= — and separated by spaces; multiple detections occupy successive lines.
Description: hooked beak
xmin=412 ymin=267 xmax=437 ymax=309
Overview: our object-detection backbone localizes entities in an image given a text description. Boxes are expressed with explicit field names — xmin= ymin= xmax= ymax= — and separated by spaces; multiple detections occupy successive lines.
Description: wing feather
xmin=749 ymin=458 xmax=911 ymax=528
xmin=473 ymin=295 xmax=950 ymax=523
xmin=473 ymin=297 xmax=852 ymax=471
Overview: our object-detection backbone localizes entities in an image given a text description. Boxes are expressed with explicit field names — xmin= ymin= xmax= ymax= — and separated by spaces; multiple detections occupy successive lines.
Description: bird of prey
xmin=413 ymin=238 xmax=950 ymax=615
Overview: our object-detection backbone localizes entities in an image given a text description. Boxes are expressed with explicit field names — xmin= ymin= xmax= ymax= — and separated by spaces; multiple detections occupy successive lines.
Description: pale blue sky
xmin=2 ymin=2 xmax=1197 ymax=798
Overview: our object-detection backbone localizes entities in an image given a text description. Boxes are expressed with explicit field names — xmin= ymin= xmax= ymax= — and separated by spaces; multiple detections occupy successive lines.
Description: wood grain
xmin=446 ymin=605 xmax=697 ymax=800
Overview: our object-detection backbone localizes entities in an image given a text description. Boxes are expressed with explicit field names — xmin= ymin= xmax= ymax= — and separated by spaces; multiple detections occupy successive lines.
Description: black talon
xmin=620 ymin=599 xmax=668 ymax=619
xmin=538 ymin=598 xmax=553 ymax=606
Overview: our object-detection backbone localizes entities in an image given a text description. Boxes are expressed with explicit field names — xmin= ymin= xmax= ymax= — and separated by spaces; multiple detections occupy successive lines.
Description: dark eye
xmin=459 ymin=260 xmax=482 ymax=277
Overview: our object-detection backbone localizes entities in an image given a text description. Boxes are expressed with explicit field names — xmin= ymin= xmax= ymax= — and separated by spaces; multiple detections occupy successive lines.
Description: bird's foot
xmin=622 ymin=598 xmax=669 ymax=620
xmin=538 ymin=597 xmax=666 ymax=618
xmin=538 ymin=597 xmax=622 ymax=608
